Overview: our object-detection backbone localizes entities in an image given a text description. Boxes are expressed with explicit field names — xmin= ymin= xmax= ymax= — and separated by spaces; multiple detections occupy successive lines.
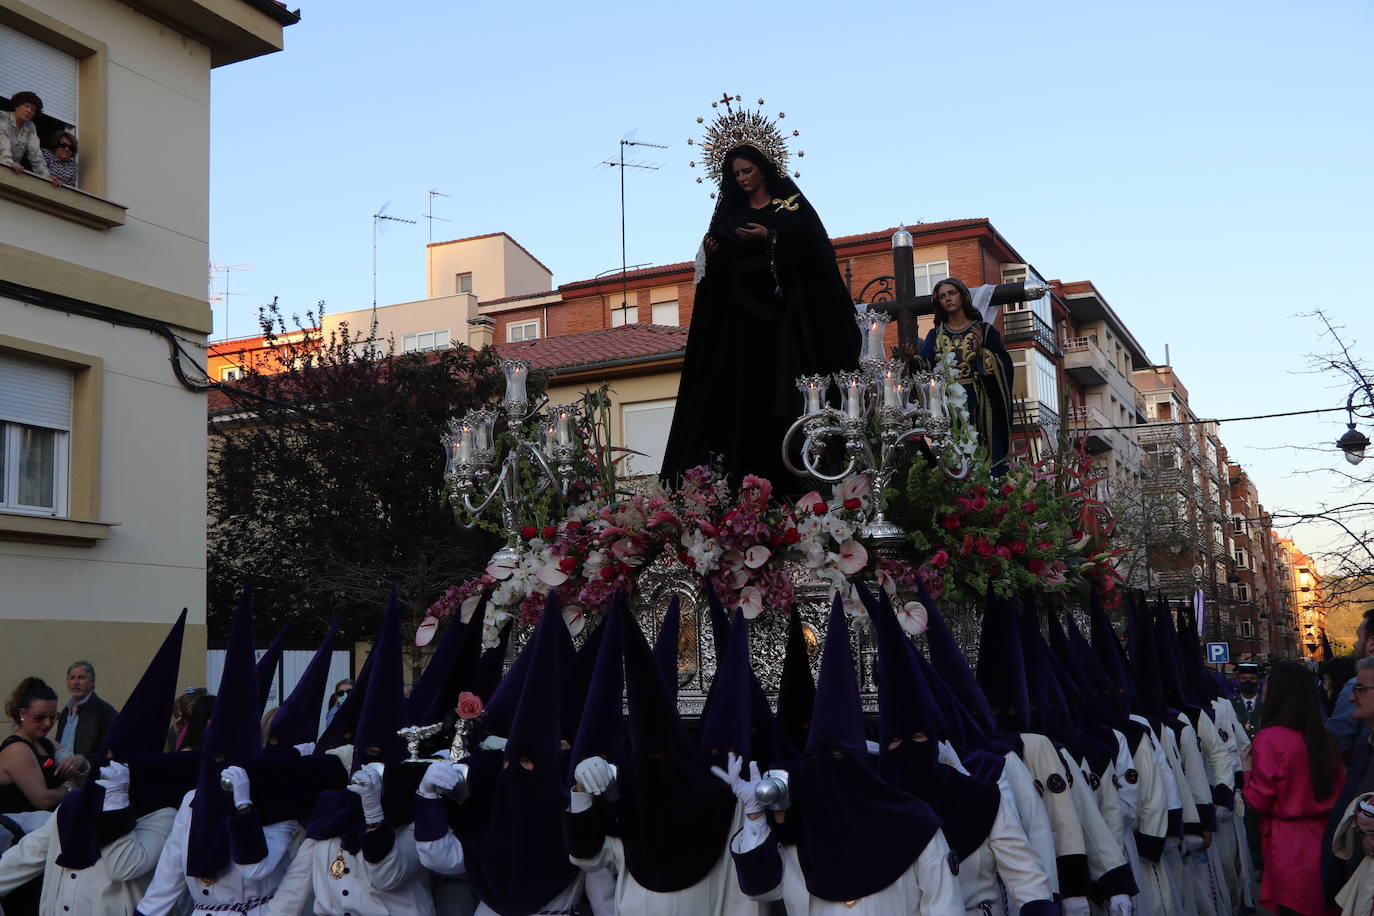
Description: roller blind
xmin=622 ymin=400 xmax=675 ymax=477
xmin=0 ymin=352 xmax=72 ymax=430
xmin=0 ymin=23 xmax=79 ymax=126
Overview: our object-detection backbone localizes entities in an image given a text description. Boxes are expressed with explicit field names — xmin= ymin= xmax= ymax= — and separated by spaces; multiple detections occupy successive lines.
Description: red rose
xmin=1001 ymin=484 xmax=1015 ymax=496
xmin=994 ymin=546 xmax=1012 ymax=560
xmin=456 ymin=691 xmax=484 ymax=719
xmin=783 ymin=528 xmax=801 ymax=544
xmin=931 ymin=550 xmax=950 ymax=569
xmin=542 ymin=526 xmax=557 ymax=539
xmin=975 ymin=541 xmax=994 ymax=558
xmin=843 ymin=497 xmax=862 ymax=511
xmin=559 ymin=556 xmax=577 ymax=573
xmin=943 ymin=514 xmax=961 ymax=530
xmin=599 ymin=567 xmax=615 ymax=580
xmin=812 ymin=501 xmax=828 ymax=516
xmin=565 ymin=520 xmax=583 ymax=531
xmin=520 ymin=526 xmax=537 ymax=540
xmin=1010 ymin=541 xmax=1026 ymax=555
xmin=1021 ymin=501 xmax=1038 ymax=514
xmin=960 ymin=535 xmax=976 ymax=555
xmin=969 ymin=495 xmax=988 ymax=511
xmin=1027 ymin=558 xmax=1045 ymax=575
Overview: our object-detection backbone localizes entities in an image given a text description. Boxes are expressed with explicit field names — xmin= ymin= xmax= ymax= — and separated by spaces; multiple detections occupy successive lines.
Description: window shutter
xmin=0 ymin=24 xmax=79 ymax=126
xmin=0 ymin=353 xmax=73 ymax=430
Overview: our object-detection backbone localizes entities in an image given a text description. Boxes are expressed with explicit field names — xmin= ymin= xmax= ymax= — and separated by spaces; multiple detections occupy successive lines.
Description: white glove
xmin=293 ymin=742 xmax=316 ymax=756
xmin=1109 ymin=893 xmax=1134 ymax=916
xmin=709 ymin=751 xmax=764 ymax=816
xmin=574 ymin=756 xmax=615 ymax=796
xmin=222 ymin=765 xmax=252 ymax=809
xmin=1217 ymin=805 xmax=1235 ymax=823
xmin=418 ymin=761 xmax=462 ymax=799
xmin=348 ymin=764 xmax=385 ymax=824
xmin=479 ymin=735 xmax=508 ymax=752
xmin=1183 ymin=833 xmax=1204 ymax=852
xmin=96 ymin=761 xmax=130 ymax=812
xmin=1062 ymin=896 xmax=1091 ymax=916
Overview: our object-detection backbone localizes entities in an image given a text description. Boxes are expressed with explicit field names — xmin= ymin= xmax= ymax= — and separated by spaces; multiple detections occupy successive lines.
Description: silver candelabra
xmin=781 ymin=310 xmax=969 ymax=541
xmin=445 ymin=358 xmax=583 ymax=566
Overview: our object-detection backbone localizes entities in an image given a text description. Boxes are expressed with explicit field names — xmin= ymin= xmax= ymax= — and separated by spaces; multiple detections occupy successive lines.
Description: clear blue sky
xmin=208 ymin=0 xmax=1374 ymax=563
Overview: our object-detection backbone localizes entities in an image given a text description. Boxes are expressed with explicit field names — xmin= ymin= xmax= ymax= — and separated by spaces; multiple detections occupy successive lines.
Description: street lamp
xmin=1338 ymin=388 xmax=1371 ymax=465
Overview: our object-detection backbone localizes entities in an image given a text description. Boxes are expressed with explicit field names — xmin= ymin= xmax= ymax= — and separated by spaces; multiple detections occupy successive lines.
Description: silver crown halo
xmin=688 ymin=93 xmax=804 ymax=196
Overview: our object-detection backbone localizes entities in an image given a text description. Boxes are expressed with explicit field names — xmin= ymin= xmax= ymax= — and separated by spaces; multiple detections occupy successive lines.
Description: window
xmin=622 ymin=399 xmax=675 ymax=477
xmin=610 ymin=305 xmax=638 ymax=327
xmin=221 ymin=366 xmax=244 ymax=382
xmin=913 ymin=260 xmax=949 ymax=296
xmin=1001 ymin=265 xmax=1052 ymax=325
xmin=1231 ymin=516 xmax=1245 ymax=535
xmin=1234 ymin=547 xmax=1248 ymax=568
xmin=1234 ymin=583 xmax=1250 ymax=603
xmin=1240 ymin=619 xmax=1253 ymax=638
xmin=0 ymin=352 xmax=71 ymax=516
xmin=507 ymin=320 xmax=539 ymax=342
xmin=402 ymin=329 xmax=450 ymax=353
xmin=651 ymin=301 xmax=679 ymax=326
xmin=1032 ymin=350 xmax=1059 ymax=409
xmin=0 ymin=21 xmax=79 ymax=146
xmin=455 ymin=273 xmax=473 ymax=295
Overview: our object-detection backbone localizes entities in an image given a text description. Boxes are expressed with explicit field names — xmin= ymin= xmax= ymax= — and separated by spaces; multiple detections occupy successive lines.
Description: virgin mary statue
xmin=660 ymin=99 xmax=860 ymax=490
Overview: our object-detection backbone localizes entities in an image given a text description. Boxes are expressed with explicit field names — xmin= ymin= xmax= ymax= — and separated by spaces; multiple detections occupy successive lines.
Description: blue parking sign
xmin=1206 ymin=642 xmax=1230 ymax=664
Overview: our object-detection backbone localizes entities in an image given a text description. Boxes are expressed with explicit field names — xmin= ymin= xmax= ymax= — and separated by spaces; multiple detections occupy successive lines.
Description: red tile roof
xmin=495 ymin=323 xmax=688 ymax=373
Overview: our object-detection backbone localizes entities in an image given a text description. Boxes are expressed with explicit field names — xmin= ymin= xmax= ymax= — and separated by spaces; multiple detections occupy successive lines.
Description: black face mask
xmin=1239 ymin=681 xmax=1259 ymax=698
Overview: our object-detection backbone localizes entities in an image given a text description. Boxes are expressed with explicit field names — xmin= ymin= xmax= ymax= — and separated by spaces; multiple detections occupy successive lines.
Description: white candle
xmin=806 ymin=381 xmax=823 ymax=414
xmin=867 ymin=319 xmax=886 ymax=360
xmin=845 ymin=378 xmax=864 ymax=419
xmin=501 ymin=361 xmax=529 ymax=404
xmin=928 ymin=378 xmax=943 ymax=415
xmin=458 ymin=425 xmax=474 ymax=464
xmin=556 ymin=409 xmax=573 ymax=446
xmin=882 ymin=370 xmax=902 ymax=408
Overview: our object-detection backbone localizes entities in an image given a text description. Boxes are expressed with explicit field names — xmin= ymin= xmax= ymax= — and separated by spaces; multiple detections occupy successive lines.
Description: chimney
xmin=467 ymin=315 xmax=495 ymax=351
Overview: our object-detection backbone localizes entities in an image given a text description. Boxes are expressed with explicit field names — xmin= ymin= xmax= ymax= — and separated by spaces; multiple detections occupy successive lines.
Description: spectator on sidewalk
xmin=1328 ymin=610 xmax=1374 ymax=757
xmin=54 ymin=661 xmax=117 ymax=760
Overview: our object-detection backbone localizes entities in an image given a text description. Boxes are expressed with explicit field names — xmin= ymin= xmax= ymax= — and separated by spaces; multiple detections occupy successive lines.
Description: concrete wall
xmin=426 ymin=234 xmax=552 ymax=302
xmin=0 ymin=295 xmax=209 ymax=706
xmin=323 ymin=293 xmax=478 ymax=349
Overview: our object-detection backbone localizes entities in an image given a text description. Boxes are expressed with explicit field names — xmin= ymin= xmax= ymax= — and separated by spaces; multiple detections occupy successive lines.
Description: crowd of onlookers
xmin=2 ymin=90 xmax=79 ymax=188
xmin=1234 ymin=606 xmax=1374 ymax=916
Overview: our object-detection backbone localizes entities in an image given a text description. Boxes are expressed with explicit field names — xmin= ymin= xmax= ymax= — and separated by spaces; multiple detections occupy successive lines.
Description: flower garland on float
xmin=426 ymin=369 xmax=1123 ymax=648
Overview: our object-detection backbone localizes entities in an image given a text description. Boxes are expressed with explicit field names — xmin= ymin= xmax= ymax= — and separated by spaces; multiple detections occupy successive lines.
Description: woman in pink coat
xmin=1244 ymin=660 xmax=1346 ymax=916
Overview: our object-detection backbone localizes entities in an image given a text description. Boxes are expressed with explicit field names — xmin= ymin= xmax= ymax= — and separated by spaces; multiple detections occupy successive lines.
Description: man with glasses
xmin=1328 ymin=610 xmax=1374 ymax=756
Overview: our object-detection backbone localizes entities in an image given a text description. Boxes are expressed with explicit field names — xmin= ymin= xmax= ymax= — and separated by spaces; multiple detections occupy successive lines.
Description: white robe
xmin=138 ymin=790 xmax=299 ymax=916
xmin=0 ymin=805 xmax=174 ymax=916
xmin=730 ymin=815 xmax=965 ymax=915
xmin=267 ymin=825 xmax=435 ymax=916
xmin=567 ymin=791 xmax=763 ymax=916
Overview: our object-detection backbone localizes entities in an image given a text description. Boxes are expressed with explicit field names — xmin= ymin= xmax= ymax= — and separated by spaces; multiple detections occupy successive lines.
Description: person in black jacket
xmin=54 ymin=661 xmax=118 ymax=760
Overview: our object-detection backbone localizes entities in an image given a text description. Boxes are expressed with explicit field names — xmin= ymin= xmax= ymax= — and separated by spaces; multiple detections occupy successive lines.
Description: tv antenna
xmin=209 ymin=262 xmax=252 ymax=341
xmin=372 ymin=203 xmax=417 ymax=330
xmin=425 ymin=189 xmax=452 ymax=296
xmin=601 ymin=133 xmax=667 ymax=321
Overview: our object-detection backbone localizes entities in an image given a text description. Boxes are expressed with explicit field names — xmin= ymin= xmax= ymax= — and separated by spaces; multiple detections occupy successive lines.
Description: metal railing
xmin=1003 ymin=311 xmax=1062 ymax=356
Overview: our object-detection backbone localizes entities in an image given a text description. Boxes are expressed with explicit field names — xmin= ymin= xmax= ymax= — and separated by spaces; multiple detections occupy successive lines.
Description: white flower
xmin=824 ymin=516 xmax=854 ymax=544
xmin=459 ymin=593 xmax=483 ymax=624
xmin=582 ymin=549 xmax=608 ymax=578
xmin=898 ymin=601 xmax=929 ymax=636
xmin=795 ymin=515 xmax=824 ymax=539
xmin=876 ymin=567 xmax=897 ymax=597
xmin=744 ymin=544 xmax=772 ymax=569
xmin=415 ymin=615 xmax=439 ymax=647
xmin=535 ymin=562 xmax=569 ymax=587
xmin=562 ymin=604 xmax=586 ymax=637
xmin=682 ymin=528 xmax=724 ymax=575
xmin=801 ymin=540 xmax=827 ymax=569
xmin=486 ymin=555 xmax=518 ymax=581
xmin=836 ymin=539 xmax=869 ymax=575
xmin=739 ymin=586 xmax=764 ymax=620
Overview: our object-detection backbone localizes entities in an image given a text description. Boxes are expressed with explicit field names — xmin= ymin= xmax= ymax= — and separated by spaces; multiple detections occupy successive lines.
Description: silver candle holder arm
xmin=782 ymin=311 xmax=969 ymax=541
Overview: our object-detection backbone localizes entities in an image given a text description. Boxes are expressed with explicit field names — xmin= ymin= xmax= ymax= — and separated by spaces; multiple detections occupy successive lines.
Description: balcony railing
xmin=1063 ymin=336 xmax=1110 ymax=387
xmin=1012 ymin=399 xmax=1060 ymax=435
xmin=1003 ymin=311 xmax=1062 ymax=357
xmin=1066 ymin=403 xmax=1114 ymax=453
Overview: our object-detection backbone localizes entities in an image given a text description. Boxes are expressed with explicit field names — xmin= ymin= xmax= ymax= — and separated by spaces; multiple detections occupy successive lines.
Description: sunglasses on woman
xmin=56 ymin=143 xmax=74 ymax=150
